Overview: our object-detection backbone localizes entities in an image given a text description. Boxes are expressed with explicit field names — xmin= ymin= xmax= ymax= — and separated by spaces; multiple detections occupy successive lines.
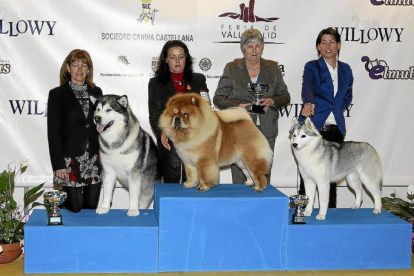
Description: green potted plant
xmin=382 ymin=185 xmax=414 ymax=253
xmin=0 ymin=160 xmax=45 ymax=264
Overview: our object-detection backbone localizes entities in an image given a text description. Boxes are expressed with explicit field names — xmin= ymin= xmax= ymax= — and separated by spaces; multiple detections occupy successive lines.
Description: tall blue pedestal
xmin=154 ymin=184 xmax=289 ymax=272
xmin=24 ymin=209 xmax=158 ymax=273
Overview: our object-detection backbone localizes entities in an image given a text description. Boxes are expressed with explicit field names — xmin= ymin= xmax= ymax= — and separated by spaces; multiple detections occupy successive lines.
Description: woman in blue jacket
xmin=299 ymin=27 xmax=354 ymax=207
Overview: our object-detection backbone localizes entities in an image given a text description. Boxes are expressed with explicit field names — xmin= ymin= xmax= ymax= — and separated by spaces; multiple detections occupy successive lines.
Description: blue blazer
xmin=299 ymin=57 xmax=353 ymax=135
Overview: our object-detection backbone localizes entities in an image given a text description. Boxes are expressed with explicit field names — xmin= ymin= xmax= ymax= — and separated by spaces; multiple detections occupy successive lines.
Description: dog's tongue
xmin=96 ymin=124 xmax=105 ymax=133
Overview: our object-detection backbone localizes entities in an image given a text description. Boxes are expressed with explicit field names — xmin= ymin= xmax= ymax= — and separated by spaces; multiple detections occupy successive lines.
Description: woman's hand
xmin=55 ymin=169 xmax=68 ymax=180
xmin=259 ymin=98 xmax=275 ymax=113
xmin=301 ymin=104 xmax=314 ymax=117
xmin=161 ymin=132 xmax=171 ymax=151
xmin=239 ymin=103 xmax=251 ymax=109
xmin=239 ymin=103 xmax=252 ymax=114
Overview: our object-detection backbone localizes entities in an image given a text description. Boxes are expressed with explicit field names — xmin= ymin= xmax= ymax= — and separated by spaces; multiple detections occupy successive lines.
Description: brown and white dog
xmin=159 ymin=93 xmax=273 ymax=192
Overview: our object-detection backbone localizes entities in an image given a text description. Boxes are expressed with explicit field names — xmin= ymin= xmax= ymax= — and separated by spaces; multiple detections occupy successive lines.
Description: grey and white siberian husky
xmin=92 ymin=95 xmax=161 ymax=216
xmin=289 ymin=117 xmax=382 ymax=220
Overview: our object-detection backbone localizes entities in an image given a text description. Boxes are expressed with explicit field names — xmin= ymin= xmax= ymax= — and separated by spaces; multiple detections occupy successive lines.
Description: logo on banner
xmin=150 ymin=57 xmax=159 ymax=76
xmin=0 ymin=20 xmax=57 ymax=36
xmin=361 ymin=56 xmax=414 ymax=80
xmin=9 ymin=100 xmax=47 ymax=116
xmin=335 ymin=27 xmax=403 ymax=43
xmin=0 ymin=60 xmax=11 ymax=74
xmin=117 ymin=55 xmax=130 ymax=67
xmin=137 ymin=0 xmax=159 ymax=25
xmin=370 ymin=0 xmax=414 ymax=6
xmin=199 ymin=58 xmax=212 ymax=72
xmin=217 ymin=0 xmax=282 ymax=44
xmin=219 ymin=0 xmax=278 ymax=22
xmin=100 ymin=56 xmax=143 ymax=77
xmin=279 ymin=103 xmax=353 ymax=118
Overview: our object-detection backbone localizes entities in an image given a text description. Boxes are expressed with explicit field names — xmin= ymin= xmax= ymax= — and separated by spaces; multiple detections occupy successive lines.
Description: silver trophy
xmin=247 ymin=83 xmax=270 ymax=114
xmin=290 ymin=195 xmax=309 ymax=224
xmin=44 ymin=190 xmax=67 ymax=225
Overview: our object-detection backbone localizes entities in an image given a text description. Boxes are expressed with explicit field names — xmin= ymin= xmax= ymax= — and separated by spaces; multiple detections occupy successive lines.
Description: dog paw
xmin=373 ymin=209 xmax=381 ymax=215
xmin=253 ymin=186 xmax=264 ymax=192
xmin=303 ymin=211 xmax=312 ymax=217
xmin=96 ymin=206 xmax=110 ymax=215
xmin=351 ymin=204 xmax=360 ymax=209
xmin=316 ymin=214 xmax=326 ymax=220
xmin=183 ymin=181 xmax=197 ymax=188
xmin=127 ymin=209 xmax=140 ymax=217
xmin=244 ymin=180 xmax=254 ymax=187
xmin=196 ymin=185 xmax=210 ymax=192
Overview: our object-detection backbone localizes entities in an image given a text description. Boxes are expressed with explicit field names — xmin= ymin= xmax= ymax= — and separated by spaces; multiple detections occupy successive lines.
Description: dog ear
xmin=304 ymin=117 xmax=313 ymax=128
xmin=291 ymin=117 xmax=298 ymax=129
xmin=117 ymin=95 xmax=128 ymax=108
xmin=90 ymin=96 xmax=97 ymax=105
xmin=191 ymin=96 xmax=198 ymax=106
xmin=305 ymin=117 xmax=320 ymax=135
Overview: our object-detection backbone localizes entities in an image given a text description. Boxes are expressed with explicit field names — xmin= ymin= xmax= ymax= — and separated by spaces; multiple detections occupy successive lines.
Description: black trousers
xmin=298 ymin=127 xmax=344 ymax=208
xmin=157 ymin=140 xmax=186 ymax=184
xmin=61 ymin=183 xmax=102 ymax=213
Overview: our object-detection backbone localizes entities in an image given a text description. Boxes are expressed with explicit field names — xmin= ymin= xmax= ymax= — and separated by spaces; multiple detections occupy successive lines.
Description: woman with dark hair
xmin=148 ymin=40 xmax=209 ymax=183
xmin=47 ymin=49 xmax=103 ymax=213
xmin=213 ymin=29 xmax=290 ymax=185
xmin=298 ymin=27 xmax=354 ymax=207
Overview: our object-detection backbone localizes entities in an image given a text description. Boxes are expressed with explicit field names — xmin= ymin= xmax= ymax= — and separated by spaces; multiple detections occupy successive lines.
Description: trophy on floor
xmin=247 ymin=83 xmax=270 ymax=114
xmin=290 ymin=195 xmax=309 ymax=224
xmin=44 ymin=190 xmax=67 ymax=225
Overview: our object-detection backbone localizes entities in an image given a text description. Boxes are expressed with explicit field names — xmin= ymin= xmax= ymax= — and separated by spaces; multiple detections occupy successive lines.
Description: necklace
xmin=247 ymin=65 xmax=261 ymax=71
xmin=173 ymin=79 xmax=182 ymax=85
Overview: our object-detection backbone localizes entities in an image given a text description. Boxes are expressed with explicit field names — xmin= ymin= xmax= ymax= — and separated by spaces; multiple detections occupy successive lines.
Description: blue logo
xmin=0 ymin=20 xmax=57 ymax=36
xmin=361 ymin=56 xmax=414 ymax=80
xmin=9 ymin=100 xmax=47 ymax=116
xmin=371 ymin=0 xmax=414 ymax=6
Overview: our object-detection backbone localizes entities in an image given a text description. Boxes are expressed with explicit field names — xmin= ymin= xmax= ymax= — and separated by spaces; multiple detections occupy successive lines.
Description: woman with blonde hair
xmin=47 ymin=49 xmax=103 ymax=212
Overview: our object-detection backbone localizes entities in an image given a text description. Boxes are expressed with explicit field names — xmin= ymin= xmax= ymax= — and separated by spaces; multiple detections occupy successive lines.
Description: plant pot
xmin=0 ymin=242 xmax=22 ymax=264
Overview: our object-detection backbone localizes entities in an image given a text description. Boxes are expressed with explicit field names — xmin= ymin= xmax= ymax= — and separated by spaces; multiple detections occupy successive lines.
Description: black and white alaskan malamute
xmin=92 ymin=95 xmax=161 ymax=216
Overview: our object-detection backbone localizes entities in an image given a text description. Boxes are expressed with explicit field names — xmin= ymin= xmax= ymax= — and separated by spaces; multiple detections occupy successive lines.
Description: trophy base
xmin=48 ymin=215 xmax=63 ymax=225
xmin=291 ymin=214 xmax=306 ymax=224
xmin=250 ymin=104 xmax=265 ymax=114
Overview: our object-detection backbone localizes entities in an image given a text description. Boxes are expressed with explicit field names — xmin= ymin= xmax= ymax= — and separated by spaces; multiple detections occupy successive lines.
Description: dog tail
xmin=216 ymin=108 xmax=252 ymax=123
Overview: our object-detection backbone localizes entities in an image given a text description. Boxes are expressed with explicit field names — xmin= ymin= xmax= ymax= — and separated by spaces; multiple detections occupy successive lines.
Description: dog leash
xmin=296 ymin=163 xmax=300 ymax=194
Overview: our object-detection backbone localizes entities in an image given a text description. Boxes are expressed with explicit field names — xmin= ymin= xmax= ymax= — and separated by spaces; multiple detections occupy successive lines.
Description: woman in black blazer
xmin=148 ymin=40 xmax=209 ymax=183
xmin=47 ymin=49 xmax=102 ymax=212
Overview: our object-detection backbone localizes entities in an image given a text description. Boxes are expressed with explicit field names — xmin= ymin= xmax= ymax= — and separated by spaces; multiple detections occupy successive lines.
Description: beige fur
xmin=159 ymin=93 xmax=273 ymax=192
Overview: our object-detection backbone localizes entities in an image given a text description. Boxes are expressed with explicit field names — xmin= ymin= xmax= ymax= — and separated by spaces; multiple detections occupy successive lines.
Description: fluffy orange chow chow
xmin=159 ymin=93 xmax=273 ymax=192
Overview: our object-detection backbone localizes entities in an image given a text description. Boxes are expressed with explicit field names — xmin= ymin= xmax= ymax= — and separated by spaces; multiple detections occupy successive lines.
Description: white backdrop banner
xmin=1 ymin=0 xmax=413 ymax=187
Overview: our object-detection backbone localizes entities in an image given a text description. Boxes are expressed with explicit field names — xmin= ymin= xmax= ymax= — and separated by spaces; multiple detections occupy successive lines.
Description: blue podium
xmin=24 ymin=209 xmax=158 ymax=273
xmin=154 ymin=184 xmax=289 ymax=271
xmin=24 ymin=183 xmax=412 ymax=273
xmin=287 ymin=208 xmax=411 ymax=270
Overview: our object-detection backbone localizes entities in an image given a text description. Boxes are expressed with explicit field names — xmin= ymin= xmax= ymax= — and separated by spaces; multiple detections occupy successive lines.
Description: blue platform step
xmin=154 ymin=183 xmax=289 ymax=272
xmin=24 ymin=209 xmax=158 ymax=273
xmin=287 ymin=208 xmax=412 ymax=270
xmin=23 ymin=184 xmax=412 ymax=273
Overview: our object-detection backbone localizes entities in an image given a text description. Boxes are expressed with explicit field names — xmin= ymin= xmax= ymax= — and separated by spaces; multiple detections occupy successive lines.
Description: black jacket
xmin=47 ymin=82 xmax=103 ymax=171
xmin=148 ymin=73 xmax=208 ymax=183
xmin=148 ymin=73 xmax=208 ymax=138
